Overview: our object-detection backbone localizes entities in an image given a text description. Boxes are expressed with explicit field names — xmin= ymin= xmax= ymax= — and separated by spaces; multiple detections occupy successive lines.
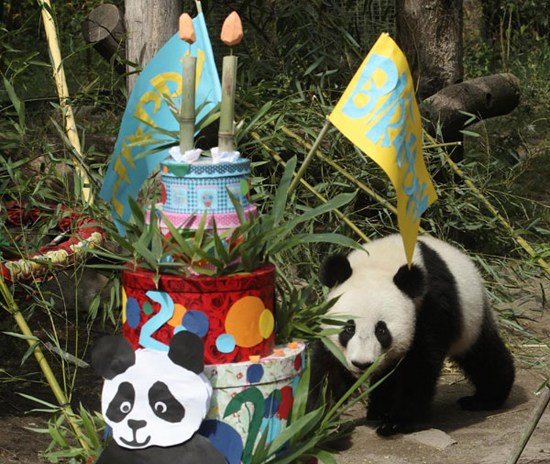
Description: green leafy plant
xmin=249 ymin=357 xmax=388 ymax=464
xmin=90 ymin=156 xmax=361 ymax=279
xmin=26 ymin=400 xmax=104 ymax=464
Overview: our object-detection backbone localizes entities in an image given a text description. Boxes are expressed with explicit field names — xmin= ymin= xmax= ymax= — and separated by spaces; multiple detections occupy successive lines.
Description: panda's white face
xmin=327 ymin=278 xmax=417 ymax=377
xmin=102 ymin=348 xmax=212 ymax=449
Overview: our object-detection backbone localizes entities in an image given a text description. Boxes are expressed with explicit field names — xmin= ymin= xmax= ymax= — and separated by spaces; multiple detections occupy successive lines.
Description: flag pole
xmin=288 ymin=117 xmax=331 ymax=195
xmin=250 ymin=130 xmax=370 ymax=243
xmin=38 ymin=0 xmax=93 ymax=205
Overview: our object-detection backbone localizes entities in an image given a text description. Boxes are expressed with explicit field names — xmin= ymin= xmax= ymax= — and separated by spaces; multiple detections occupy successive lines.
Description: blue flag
xmin=99 ymin=11 xmax=221 ymax=233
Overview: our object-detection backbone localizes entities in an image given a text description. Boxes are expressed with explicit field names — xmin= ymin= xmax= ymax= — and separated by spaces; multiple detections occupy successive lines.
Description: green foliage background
xmin=0 ymin=0 xmax=548 ymax=462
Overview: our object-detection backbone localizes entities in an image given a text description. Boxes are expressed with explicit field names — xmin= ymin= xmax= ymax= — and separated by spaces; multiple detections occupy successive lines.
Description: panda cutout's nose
xmin=351 ymin=360 xmax=373 ymax=371
xmin=120 ymin=418 xmax=151 ymax=448
xmin=127 ymin=419 xmax=146 ymax=432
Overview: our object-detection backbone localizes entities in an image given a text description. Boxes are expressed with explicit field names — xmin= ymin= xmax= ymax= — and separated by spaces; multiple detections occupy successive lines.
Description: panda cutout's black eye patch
xmin=375 ymin=321 xmax=392 ymax=349
xmin=148 ymin=381 xmax=185 ymax=423
xmin=339 ymin=319 xmax=356 ymax=347
xmin=106 ymin=381 xmax=135 ymax=423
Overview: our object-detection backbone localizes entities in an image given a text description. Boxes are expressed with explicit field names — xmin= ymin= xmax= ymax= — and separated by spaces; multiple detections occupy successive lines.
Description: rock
xmin=403 ymin=428 xmax=457 ymax=450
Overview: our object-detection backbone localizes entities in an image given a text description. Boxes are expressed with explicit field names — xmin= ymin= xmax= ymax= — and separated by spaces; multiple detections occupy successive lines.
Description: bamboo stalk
xmin=506 ymin=386 xmax=550 ymax=464
xmin=219 ymin=55 xmax=238 ymax=152
xmin=180 ymin=54 xmax=197 ymax=152
xmin=178 ymin=12 xmax=196 ymax=152
xmin=218 ymin=12 xmax=243 ymax=153
xmin=288 ymin=118 xmax=331 ymax=194
xmin=37 ymin=0 xmax=93 ymax=204
xmin=0 ymin=276 xmax=90 ymax=451
xmin=431 ymin=135 xmax=550 ymax=278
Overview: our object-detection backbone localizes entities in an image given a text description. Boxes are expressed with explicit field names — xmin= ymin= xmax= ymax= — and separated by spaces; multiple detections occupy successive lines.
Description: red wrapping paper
xmin=122 ymin=263 xmax=276 ymax=364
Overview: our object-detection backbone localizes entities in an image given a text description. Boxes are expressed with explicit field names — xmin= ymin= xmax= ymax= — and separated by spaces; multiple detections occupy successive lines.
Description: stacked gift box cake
xmin=116 ymin=9 xmax=306 ymax=464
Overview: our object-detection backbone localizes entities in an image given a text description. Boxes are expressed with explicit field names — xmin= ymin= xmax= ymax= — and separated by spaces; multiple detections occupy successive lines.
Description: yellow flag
xmin=329 ymin=33 xmax=437 ymax=266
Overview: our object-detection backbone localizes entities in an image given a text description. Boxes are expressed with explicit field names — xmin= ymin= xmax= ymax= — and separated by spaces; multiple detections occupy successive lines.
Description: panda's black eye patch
xmin=148 ymin=381 xmax=185 ymax=423
xmin=375 ymin=321 xmax=392 ymax=350
xmin=339 ymin=319 xmax=356 ymax=347
xmin=106 ymin=381 xmax=135 ymax=423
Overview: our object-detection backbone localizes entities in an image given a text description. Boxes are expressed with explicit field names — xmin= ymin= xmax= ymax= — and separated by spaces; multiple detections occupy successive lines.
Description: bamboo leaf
xmin=315 ymin=450 xmax=338 ymax=464
xmin=236 ymin=101 xmax=273 ymax=144
xmin=48 ymin=421 xmax=69 ymax=448
xmin=264 ymin=407 xmax=325 ymax=457
xmin=2 ymin=331 xmax=38 ymax=341
xmin=284 ymin=192 xmax=356 ymax=229
xmin=270 ymin=157 xmax=297 ymax=225
xmin=3 ymin=77 xmax=25 ymax=129
xmin=79 ymin=405 xmax=101 ymax=449
xmin=290 ymin=363 xmax=312 ymax=429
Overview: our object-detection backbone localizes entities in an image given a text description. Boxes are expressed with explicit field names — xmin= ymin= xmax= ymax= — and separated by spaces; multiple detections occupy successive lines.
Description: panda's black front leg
xmin=368 ymin=372 xmax=422 ymax=436
xmin=308 ymin=340 xmax=357 ymax=411
xmin=373 ymin=350 xmax=445 ymax=437
xmin=376 ymin=418 xmax=421 ymax=437
xmin=366 ymin=369 xmax=395 ymax=422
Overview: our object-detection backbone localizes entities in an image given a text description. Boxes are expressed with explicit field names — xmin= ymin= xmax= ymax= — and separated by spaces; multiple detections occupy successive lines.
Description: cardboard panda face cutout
xmin=92 ymin=331 xmax=212 ymax=450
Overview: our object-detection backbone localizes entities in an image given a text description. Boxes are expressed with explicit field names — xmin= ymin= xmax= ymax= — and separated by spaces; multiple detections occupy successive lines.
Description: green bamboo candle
xmin=179 ymin=13 xmax=197 ymax=153
xmin=219 ymin=55 xmax=237 ymax=152
xmin=219 ymin=12 xmax=243 ymax=153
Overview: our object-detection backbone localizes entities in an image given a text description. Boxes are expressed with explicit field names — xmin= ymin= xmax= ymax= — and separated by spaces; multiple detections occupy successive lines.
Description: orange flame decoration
xmin=221 ymin=11 xmax=243 ymax=46
xmin=179 ymin=13 xmax=196 ymax=44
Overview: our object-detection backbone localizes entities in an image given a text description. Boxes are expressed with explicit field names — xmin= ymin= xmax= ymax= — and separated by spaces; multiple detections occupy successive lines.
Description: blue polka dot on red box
xmin=182 ymin=310 xmax=209 ymax=337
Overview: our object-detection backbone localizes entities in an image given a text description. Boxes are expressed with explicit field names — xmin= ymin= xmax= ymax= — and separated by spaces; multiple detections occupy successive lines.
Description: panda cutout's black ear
xmin=319 ymin=253 xmax=353 ymax=287
xmin=393 ymin=264 xmax=426 ymax=300
xmin=168 ymin=331 xmax=204 ymax=374
xmin=91 ymin=335 xmax=136 ymax=380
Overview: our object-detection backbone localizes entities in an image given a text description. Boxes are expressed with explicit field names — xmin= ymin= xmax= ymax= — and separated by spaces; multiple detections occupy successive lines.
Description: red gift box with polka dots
xmin=121 ymin=263 xmax=276 ymax=365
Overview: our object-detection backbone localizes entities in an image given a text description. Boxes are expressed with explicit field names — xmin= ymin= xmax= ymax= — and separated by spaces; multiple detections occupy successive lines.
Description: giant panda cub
xmin=312 ymin=234 xmax=515 ymax=437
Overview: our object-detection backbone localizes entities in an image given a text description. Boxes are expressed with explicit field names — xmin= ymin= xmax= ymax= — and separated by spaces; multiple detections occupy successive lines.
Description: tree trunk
xmin=82 ymin=4 xmax=126 ymax=75
xmin=124 ymin=0 xmax=180 ymax=91
xmin=421 ymin=73 xmax=521 ymax=136
xmin=396 ymin=0 xmax=466 ymax=160
xmin=396 ymin=0 xmax=464 ymax=101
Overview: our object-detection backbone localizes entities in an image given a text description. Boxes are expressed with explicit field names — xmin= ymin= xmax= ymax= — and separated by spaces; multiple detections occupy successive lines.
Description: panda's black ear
xmin=319 ymin=254 xmax=353 ymax=287
xmin=91 ymin=335 xmax=136 ymax=380
xmin=168 ymin=331 xmax=204 ymax=374
xmin=393 ymin=264 xmax=426 ymax=300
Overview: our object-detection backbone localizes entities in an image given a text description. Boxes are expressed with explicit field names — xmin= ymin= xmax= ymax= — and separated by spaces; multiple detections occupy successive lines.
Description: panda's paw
xmin=376 ymin=422 xmax=401 ymax=436
xmin=366 ymin=408 xmax=385 ymax=421
xmin=376 ymin=421 xmax=416 ymax=437
xmin=458 ymin=395 xmax=501 ymax=411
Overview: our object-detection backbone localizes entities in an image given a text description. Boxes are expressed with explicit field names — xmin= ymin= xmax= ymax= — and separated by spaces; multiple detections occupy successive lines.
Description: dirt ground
xmin=0 ymin=274 xmax=548 ymax=464
xmin=334 ymin=364 xmax=550 ymax=464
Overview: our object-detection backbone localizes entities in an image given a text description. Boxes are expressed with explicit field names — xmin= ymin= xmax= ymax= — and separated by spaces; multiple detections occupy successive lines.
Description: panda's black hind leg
xmin=454 ymin=309 xmax=515 ymax=411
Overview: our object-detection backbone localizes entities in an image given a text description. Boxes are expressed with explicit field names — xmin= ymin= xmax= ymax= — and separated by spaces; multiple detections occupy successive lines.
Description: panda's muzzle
xmin=120 ymin=419 xmax=151 ymax=447
xmin=351 ymin=360 xmax=373 ymax=371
